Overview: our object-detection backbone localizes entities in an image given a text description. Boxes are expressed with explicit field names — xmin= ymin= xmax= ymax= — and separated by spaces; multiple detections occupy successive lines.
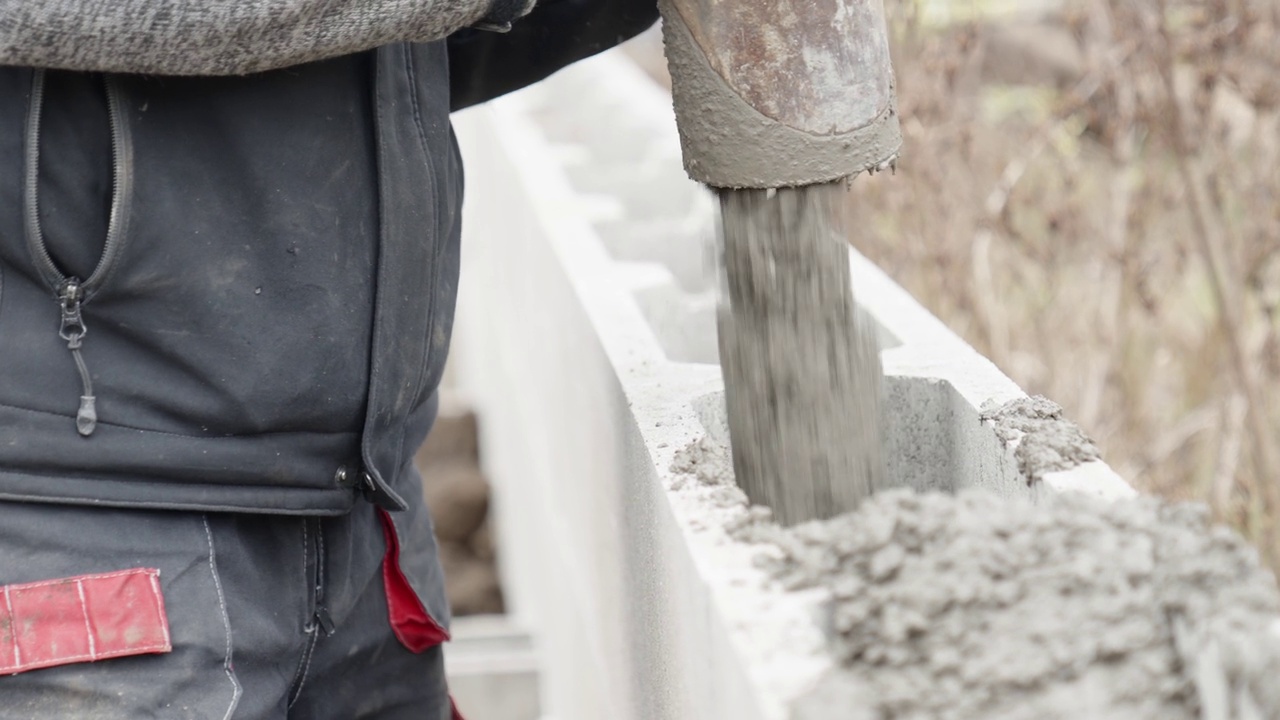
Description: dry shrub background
xmin=849 ymin=0 xmax=1280 ymax=570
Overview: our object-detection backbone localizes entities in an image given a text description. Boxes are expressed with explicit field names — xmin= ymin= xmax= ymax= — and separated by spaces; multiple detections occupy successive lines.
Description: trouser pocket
xmin=0 ymin=503 xmax=241 ymax=720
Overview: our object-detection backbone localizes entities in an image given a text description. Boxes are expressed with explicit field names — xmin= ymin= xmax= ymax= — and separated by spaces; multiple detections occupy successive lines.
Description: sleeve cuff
xmin=472 ymin=0 xmax=537 ymax=32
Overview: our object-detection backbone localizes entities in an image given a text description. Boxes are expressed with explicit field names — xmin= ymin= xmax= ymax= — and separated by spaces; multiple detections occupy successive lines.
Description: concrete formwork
xmin=449 ymin=51 xmax=1137 ymax=720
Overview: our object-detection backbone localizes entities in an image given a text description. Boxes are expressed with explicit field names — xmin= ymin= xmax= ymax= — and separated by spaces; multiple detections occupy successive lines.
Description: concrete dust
xmin=670 ymin=436 xmax=1280 ymax=720
xmin=671 ymin=435 xmax=737 ymax=487
xmin=981 ymin=396 xmax=1101 ymax=484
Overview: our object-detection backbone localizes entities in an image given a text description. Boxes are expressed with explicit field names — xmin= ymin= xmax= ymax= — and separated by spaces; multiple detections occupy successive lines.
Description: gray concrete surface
xmin=448 ymin=49 xmax=1277 ymax=720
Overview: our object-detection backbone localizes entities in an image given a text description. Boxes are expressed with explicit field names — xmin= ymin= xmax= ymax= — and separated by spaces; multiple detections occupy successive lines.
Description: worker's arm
xmin=448 ymin=0 xmax=659 ymax=111
xmin=0 ymin=0 xmax=535 ymax=76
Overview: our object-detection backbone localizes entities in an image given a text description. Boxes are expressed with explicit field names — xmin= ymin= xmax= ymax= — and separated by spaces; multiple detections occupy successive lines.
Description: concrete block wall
xmin=449 ymin=50 xmax=1135 ymax=720
xmin=446 ymin=615 xmax=541 ymax=720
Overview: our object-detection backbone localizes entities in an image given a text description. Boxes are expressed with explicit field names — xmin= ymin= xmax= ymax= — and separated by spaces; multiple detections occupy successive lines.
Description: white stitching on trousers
xmin=204 ymin=515 xmax=243 ymax=720
xmin=4 ymin=586 xmax=21 ymax=667
xmin=75 ymin=579 xmax=96 ymax=660
xmin=287 ymin=629 xmax=320 ymax=709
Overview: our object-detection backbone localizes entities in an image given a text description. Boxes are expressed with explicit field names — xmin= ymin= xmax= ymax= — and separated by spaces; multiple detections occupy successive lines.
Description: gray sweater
xmin=0 ymin=0 xmax=534 ymax=75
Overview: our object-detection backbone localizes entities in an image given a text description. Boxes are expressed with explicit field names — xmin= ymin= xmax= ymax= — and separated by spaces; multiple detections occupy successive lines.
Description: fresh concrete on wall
xmin=449 ymin=50 xmax=1279 ymax=720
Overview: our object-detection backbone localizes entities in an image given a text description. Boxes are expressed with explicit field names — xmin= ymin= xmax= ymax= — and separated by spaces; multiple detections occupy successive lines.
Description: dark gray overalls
xmin=0 ymin=4 xmax=658 ymax=717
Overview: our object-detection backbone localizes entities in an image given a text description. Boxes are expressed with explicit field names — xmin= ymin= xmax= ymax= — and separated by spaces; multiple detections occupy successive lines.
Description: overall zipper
xmin=57 ymin=279 xmax=96 ymax=436
xmin=24 ymin=70 xmax=133 ymax=437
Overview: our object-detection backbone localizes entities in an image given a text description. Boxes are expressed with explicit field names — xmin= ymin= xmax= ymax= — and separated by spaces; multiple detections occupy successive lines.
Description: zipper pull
xmin=314 ymin=605 xmax=336 ymax=637
xmin=58 ymin=279 xmax=97 ymax=437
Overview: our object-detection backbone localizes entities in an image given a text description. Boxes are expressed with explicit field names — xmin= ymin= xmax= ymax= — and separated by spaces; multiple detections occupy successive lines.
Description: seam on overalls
xmin=288 ymin=518 xmax=322 ymax=709
xmin=287 ymin=631 xmax=319 ymax=709
xmin=203 ymin=514 xmax=243 ymax=720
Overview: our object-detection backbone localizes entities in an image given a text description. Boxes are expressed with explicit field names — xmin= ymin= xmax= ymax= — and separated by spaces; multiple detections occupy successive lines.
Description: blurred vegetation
xmin=850 ymin=0 xmax=1280 ymax=571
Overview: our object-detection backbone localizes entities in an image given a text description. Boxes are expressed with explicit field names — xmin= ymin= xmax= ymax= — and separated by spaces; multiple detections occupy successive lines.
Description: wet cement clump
xmin=670 ymin=437 xmax=1280 ymax=720
xmin=768 ymin=490 xmax=1280 ymax=719
xmin=670 ymin=436 xmax=736 ymax=488
xmin=981 ymin=396 xmax=1101 ymax=484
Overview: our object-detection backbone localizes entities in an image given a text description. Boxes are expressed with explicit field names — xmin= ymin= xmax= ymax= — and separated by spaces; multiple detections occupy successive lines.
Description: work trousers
xmin=0 ymin=496 xmax=454 ymax=719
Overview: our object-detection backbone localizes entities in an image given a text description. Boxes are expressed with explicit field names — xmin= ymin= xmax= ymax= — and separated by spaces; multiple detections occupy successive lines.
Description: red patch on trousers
xmin=377 ymin=509 xmax=450 ymax=652
xmin=0 ymin=568 xmax=171 ymax=675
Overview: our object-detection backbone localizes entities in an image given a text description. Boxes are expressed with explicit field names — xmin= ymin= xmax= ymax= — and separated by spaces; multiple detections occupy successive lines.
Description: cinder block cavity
xmin=633 ymin=284 xmax=719 ymax=365
xmin=565 ymin=165 xmax=709 ymax=220
xmin=630 ymin=278 xmax=900 ymax=367
xmin=595 ymin=221 xmax=716 ymax=293
xmin=860 ymin=305 xmax=903 ymax=351
xmin=692 ymin=374 xmax=1000 ymax=498
xmin=880 ymin=376 xmax=957 ymax=493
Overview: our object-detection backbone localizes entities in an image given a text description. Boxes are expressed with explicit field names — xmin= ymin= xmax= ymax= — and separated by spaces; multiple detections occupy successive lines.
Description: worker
xmin=0 ymin=2 xmax=657 ymax=717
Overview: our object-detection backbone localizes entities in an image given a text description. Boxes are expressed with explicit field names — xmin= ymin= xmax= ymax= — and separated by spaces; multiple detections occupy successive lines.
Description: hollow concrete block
xmin=450 ymin=50 xmax=1134 ymax=720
